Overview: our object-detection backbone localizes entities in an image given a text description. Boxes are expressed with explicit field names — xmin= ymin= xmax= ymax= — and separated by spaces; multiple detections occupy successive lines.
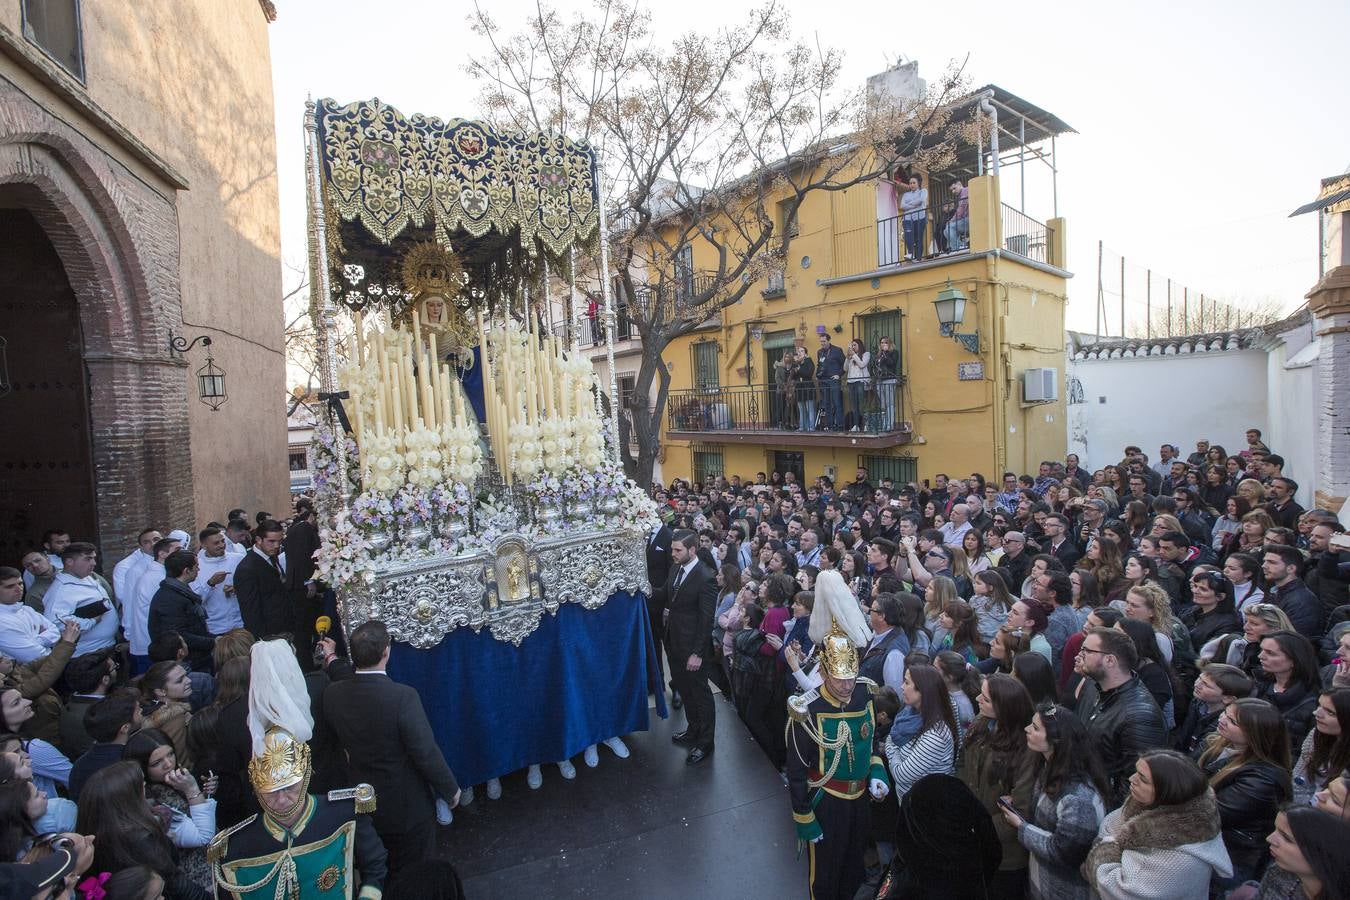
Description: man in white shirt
xmin=112 ymin=528 xmax=160 ymax=611
xmin=938 ymin=503 xmax=974 ymax=549
xmin=0 ymin=566 xmax=62 ymax=663
xmin=127 ymin=537 xmax=181 ymax=672
xmin=1151 ymin=445 xmax=1177 ymax=480
xmin=795 ymin=528 xmax=823 ymax=569
xmin=21 ymin=529 xmax=68 ymax=590
xmin=42 ymin=542 xmax=121 ymax=658
xmin=192 ymin=526 xmax=245 ymax=635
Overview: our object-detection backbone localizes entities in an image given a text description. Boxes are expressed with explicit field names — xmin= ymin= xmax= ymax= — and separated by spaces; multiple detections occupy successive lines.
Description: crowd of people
xmin=645 ymin=429 xmax=1350 ymax=899
xmin=0 ymin=503 xmax=476 ymax=899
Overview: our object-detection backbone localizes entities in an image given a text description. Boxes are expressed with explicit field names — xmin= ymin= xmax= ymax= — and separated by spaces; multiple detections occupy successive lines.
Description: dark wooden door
xmin=0 ymin=208 xmax=98 ymax=560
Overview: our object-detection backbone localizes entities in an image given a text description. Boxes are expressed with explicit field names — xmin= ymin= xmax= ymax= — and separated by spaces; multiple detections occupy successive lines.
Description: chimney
xmin=867 ymin=59 xmax=927 ymax=109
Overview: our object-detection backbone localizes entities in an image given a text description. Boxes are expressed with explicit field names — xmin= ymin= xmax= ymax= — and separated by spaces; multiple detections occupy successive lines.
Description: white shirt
xmin=42 ymin=572 xmax=119 ymax=657
xmin=251 ymin=546 xmax=286 ymax=575
xmin=938 ymin=519 xmax=973 ymax=548
xmin=0 ymin=602 xmax=61 ymax=663
xmin=193 ymin=550 xmax=245 ymax=635
xmin=128 ymin=562 xmax=167 ymax=656
xmin=112 ymin=550 xmax=153 ymax=610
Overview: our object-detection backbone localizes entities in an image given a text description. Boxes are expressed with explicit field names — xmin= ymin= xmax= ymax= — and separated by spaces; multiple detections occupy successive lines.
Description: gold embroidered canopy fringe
xmin=315 ymin=98 xmax=599 ymax=259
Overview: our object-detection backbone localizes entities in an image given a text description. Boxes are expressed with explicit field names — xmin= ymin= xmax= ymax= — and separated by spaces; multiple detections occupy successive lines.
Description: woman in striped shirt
xmin=884 ymin=663 xmax=960 ymax=799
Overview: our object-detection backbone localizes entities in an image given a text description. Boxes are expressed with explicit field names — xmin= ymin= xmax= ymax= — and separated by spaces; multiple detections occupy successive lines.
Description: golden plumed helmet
xmin=248 ymin=726 xmax=312 ymax=795
xmin=817 ymin=617 xmax=860 ymax=680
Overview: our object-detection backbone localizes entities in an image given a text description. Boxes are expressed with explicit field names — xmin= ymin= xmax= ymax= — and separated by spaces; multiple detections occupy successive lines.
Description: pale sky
xmin=269 ymin=0 xmax=1348 ymax=338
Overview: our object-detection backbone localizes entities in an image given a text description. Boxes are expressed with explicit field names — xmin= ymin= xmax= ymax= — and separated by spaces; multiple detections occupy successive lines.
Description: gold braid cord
xmin=213 ymin=852 xmax=299 ymax=900
xmin=786 ymin=714 xmax=857 ymax=789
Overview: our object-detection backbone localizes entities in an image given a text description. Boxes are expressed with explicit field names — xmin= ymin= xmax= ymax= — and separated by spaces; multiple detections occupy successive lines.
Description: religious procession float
xmin=302 ymin=98 xmax=664 ymax=785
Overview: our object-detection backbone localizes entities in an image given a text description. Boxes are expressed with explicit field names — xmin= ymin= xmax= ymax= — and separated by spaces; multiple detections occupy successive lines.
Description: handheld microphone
xmin=315 ymin=615 xmax=332 ymax=637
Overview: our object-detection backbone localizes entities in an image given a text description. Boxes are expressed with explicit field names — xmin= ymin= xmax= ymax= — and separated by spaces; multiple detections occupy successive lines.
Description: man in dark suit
xmin=323 ymin=620 xmax=460 ymax=872
xmin=284 ymin=499 xmax=322 ymax=668
xmin=646 ymin=523 xmax=673 ymax=693
xmin=1042 ymin=513 xmax=1082 ymax=570
xmin=653 ymin=529 xmax=718 ymax=764
xmin=232 ymin=520 xmax=291 ymax=639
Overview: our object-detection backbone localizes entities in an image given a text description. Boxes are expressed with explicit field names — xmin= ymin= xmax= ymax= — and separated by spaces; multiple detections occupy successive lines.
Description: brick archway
xmin=0 ymin=91 xmax=194 ymax=567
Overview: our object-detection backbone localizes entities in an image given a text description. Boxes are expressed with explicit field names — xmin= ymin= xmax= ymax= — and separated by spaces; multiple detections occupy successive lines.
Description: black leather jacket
xmin=1208 ymin=759 xmax=1291 ymax=869
xmin=1081 ymin=675 xmax=1169 ymax=804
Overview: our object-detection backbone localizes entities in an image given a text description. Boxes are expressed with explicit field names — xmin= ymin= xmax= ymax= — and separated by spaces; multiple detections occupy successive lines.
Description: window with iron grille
xmin=693 ymin=448 xmax=724 ymax=486
xmin=693 ymin=341 xmax=720 ymax=391
xmin=859 ymin=454 xmax=917 ymax=487
xmin=22 ymin=0 xmax=85 ymax=82
xmin=288 ymin=451 xmax=308 ymax=472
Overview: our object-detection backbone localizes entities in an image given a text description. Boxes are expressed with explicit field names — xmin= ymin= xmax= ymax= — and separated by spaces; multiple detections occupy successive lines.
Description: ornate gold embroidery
xmin=317 ymin=864 xmax=342 ymax=892
xmin=316 ymin=98 xmax=599 ymax=257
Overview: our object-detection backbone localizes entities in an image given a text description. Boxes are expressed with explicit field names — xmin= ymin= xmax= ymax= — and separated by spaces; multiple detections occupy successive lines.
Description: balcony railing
xmin=835 ymin=201 xmax=969 ymax=274
xmin=666 ymin=383 xmax=911 ymax=443
xmin=1001 ymin=203 xmax=1050 ymax=264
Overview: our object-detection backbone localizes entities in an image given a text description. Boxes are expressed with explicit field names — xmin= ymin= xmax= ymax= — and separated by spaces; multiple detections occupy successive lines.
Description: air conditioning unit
xmin=1023 ymin=367 xmax=1060 ymax=403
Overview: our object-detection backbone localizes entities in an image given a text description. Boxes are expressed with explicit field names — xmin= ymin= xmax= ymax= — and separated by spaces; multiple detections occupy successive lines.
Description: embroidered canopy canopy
xmin=314 ymin=98 xmax=601 ymax=308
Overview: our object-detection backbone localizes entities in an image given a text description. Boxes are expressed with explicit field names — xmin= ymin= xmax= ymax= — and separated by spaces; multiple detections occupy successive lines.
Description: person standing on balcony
xmin=875 ymin=335 xmax=899 ymax=432
xmin=943 ymin=179 xmax=969 ymax=252
xmin=774 ymin=348 xmax=796 ymax=429
xmin=791 ymin=347 xmax=817 ymax=432
xmin=816 ymin=331 xmax=846 ymax=432
xmin=845 ymin=339 xmax=871 ymax=433
xmin=900 ymin=174 xmax=929 ymax=262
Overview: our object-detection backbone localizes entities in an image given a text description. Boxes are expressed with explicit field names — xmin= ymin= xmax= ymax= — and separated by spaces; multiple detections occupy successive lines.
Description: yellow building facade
xmin=658 ymin=90 xmax=1072 ymax=488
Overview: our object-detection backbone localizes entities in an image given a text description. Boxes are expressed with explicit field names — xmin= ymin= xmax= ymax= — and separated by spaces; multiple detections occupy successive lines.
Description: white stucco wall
xmin=1067 ymin=349 xmax=1270 ymax=470
xmin=1266 ymin=322 xmax=1320 ymax=508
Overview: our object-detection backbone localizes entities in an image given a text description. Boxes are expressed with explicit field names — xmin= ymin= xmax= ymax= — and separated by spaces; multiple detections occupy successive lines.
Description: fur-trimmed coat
xmin=1084 ymin=789 xmax=1231 ymax=899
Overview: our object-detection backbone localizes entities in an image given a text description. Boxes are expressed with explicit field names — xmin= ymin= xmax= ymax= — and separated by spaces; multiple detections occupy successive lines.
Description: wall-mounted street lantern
xmin=169 ymin=333 xmax=227 ymax=411
xmin=933 ymin=280 xmax=980 ymax=355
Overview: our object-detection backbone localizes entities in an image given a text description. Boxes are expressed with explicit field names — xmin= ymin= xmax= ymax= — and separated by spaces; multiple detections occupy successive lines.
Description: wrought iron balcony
xmin=665 ymin=383 xmax=912 ymax=448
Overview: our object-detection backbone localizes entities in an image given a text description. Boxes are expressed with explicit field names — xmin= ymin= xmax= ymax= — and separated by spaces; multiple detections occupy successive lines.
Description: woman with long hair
xmin=935 ymin=650 xmax=981 ymax=733
xmin=1197 ymin=698 xmax=1293 ymax=885
xmin=961 ymin=673 xmax=1037 ymax=898
xmin=1254 ymin=631 xmax=1324 ymax=752
xmin=1124 ymin=582 xmax=1182 ymax=666
xmin=76 ymin=760 xmax=211 ymax=899
xmin=970 ymin=570 xmax=1013 ymax=645
xmin=1222 ymin=551 xmax=1266 ymax=612
xmin=0 ymin=777 xmax=39 ymax=863
xmin=1223 ymin=508 xmax=1275 ymax=560
xmin=884 ymin=664 xmax=960 ymax=799
xmin=1085 ymin=750 xmax=1231 ymax=896
xmin=1204 ymin=602 xmax=1295 ymax=676
xmin=1000 ymin=704 xmax=1110 ymax=900
xmin=1011 ymin=652 xmax=1058 ymax=708
xmin=1118 ymin=618 xmax=1181 ymax=731
xmin=1069 ymin=568 xmax=1103 ymax=627
xmin=1122 ymin=500 xmax=1151 ymax=547
xmin=1199 ymin=465 xmax=1234 ymax=515
xmin=1210 ymin=494 xmax=1251 ymax=551
xmin=985 ymin=625 xmax=1036 ymax=676
xmin=938 ymin=600 xmax=986 ymax=664
xmin=1120 ymin=552 xmax=1160 ymax=604
xmin=122 ymin=728 xmax=218 ymax=892
xmin=960 ymin=529 xmax=991 ymax=578
xmin=1292 ymin=688 xmax=1350 ymax=806
xmin=923 ymin=576 xmax=959 ymax=648
xmin=139 ymin=661 xmax=194 ymax=768
xmin=1256 ymin=805 xmax=1350 ymax=900
xmin=1182 ymin=569 xmax=1242 ymax=653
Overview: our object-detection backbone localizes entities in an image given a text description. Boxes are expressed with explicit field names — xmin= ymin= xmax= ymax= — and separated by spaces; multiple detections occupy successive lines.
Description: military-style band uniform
xmin=786 ymin=675 xmax=887 ymax=900
xmin=210 ymin=727 xmax=388 ymax=899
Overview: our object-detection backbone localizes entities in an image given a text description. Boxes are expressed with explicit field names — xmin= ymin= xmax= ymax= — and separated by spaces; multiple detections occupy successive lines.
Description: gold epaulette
xmin=327 ymin=783 xmax=377 ymax=815
xmin=857 ymin=676 xmax=880 ymax=695
xmin=787 ymin=689 xmax=818 ymax=723
xmin=208 ymin=814 xmax=257 ymax=864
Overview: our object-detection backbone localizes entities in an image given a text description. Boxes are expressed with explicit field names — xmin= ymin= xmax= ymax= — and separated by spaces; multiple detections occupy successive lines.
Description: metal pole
xmin=1120 ymin=255 xmax=1126 ymax=338
xmin=1051 ymin=135 xmax=1058 ymax=218
xmin=1166 ymin=278 xmax=1172 ymax=338
xmin=568 ymin=248 xmax=580 ymax=351
xmin=595 ymin=151 xmax=622 ymax=466
xmin=1183 ymin=288 xmax=1189 ymax=333
xmin=1019 ymin=115 xmax=1026 ymax=211
xmin=1095 ymin=240 xmax=1103 ymax=338
xmin=304 ymin=100 xmax=346 ymax=503
xmin=1146 ymin=269 xmax=1151 ymax=339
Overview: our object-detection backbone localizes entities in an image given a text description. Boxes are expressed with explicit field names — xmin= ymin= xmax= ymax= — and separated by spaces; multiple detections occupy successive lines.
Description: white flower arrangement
xmin=403 ymin=425 xmax=444 ymax=488
xmin=362 ymin=431 xmax=406 ymax=495
xmin=315 ymin=509 xmax=379 ymax=589
xmin=442 ymin=423 xmax=484 ymax=484
xmin=619 ymin=480 xmax=662 ymax=536
xmin=509 ymin=421 xmax=543 ymax=479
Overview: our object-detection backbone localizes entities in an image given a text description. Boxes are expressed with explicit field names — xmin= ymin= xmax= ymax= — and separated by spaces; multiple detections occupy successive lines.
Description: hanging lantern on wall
xmin=169 ymin=333 xmax=228 ymax=411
